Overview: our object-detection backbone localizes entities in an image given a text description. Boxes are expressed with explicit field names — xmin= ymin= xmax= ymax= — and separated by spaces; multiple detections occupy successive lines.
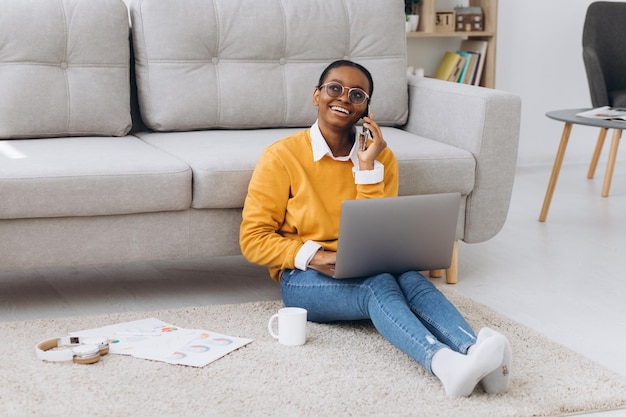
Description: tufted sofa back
xmin=130 ymin=0 xmax=409 ymax=132
xmin=0 ymin=0 xmax=132 ymax=139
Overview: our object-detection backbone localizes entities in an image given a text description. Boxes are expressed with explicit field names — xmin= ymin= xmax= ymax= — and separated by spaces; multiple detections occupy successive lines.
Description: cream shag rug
xmin=2 ymin=287 xmax=626 ymax=417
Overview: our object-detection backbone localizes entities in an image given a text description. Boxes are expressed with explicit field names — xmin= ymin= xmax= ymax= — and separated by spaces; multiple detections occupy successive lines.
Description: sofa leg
xmin=445 ymin=240 xmax=459 ymax=284
xmin=429 ymin=269 xmax=443 ymax=278
xmin=429 ymin=240 xmax=459 ymax=283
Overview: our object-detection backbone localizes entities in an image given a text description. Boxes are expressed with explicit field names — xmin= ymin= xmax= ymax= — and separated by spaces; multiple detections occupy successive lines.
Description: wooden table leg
xmin=539 ymin=122 xmax=573 ymax=222
xmin=588 ymin=128 xmax=608 ymax=179
xmin=601 ymin=129 xmax=622 ymax=197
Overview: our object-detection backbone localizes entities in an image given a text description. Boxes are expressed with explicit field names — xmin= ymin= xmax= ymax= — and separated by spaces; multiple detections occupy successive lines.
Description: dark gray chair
xmin=581 ymin=1 xmax=626 ymax=182
xmin=583 ymin=1 xmax=626 ymax=108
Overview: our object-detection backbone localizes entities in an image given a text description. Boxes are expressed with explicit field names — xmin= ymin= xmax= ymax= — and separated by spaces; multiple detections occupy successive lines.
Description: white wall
xmin=496 ymin=0 xmax=622 ymax=167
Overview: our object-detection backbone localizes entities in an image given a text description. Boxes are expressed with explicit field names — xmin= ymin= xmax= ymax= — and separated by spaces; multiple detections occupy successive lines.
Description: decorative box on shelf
xmin=455 ymin=6 xmax=483 ymax=31
xmin=435 ymin=10 xmax=455 ymax=32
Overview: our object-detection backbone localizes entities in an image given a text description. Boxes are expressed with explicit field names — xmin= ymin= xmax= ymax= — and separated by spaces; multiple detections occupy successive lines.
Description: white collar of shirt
xmin=310 ymin=120 xmax=359 ymax=165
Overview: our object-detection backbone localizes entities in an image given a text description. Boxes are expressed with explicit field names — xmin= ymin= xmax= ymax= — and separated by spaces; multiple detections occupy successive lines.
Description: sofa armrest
xmin=403 ymin=76 xmax=521 ymax=243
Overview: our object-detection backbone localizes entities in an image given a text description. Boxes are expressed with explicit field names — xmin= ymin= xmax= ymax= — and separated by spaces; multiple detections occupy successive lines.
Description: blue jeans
xmin=280 ymin=269 xmax=477 ymax=374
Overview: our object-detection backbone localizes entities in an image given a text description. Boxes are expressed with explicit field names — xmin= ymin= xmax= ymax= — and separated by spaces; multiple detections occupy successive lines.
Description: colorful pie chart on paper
xmin=183 ymin=345 xmax=210 ymax=353
xmin=210 ymin=338 xmax=233 ymax=346
xmin=161 ymin=327 xmax=178 ymax=333
xmin=168 ymin=351 xmax=187 ymax=360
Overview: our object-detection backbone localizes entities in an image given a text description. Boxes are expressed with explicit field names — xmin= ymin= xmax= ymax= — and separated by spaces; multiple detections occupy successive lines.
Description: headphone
xmin=36 ymin=336 xmax=110 ymax=365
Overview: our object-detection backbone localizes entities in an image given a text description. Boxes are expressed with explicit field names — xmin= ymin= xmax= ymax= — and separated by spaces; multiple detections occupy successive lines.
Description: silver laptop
xmin=310 ymin=193 xmax=461 ymax=279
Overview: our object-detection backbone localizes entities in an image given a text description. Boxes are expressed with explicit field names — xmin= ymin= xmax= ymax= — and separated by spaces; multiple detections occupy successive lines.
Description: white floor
xmin=2 ymin=162 xmax=626 ymax=416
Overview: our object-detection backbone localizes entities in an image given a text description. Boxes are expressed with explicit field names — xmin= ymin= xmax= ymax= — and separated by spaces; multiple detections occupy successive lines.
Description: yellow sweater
xmin=240 ymin=129 xmax=399 ymax=281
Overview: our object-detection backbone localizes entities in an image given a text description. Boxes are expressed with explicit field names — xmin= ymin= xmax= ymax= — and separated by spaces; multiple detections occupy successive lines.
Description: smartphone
xmin=361 ymin=105 xmax=371 ymax=151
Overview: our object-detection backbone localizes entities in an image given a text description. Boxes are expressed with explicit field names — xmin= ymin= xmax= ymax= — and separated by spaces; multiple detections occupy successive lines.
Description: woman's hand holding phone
xmin=361 ymin=126 xmax=371 ymax=151
xmin=358 ymin=113 xmax=386 ymax=170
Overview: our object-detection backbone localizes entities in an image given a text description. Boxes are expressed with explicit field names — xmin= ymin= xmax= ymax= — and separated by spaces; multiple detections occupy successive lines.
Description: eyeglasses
xmin=318 ymin=82 xmax=370 ymax=105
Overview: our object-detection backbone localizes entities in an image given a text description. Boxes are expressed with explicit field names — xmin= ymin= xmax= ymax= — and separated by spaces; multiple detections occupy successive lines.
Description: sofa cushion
xmin=136 ymin=129 xmax=302 ymax=209
xmin=0 ymin=0 xmax=131 ymax=139
xmin=0 ymin=138 xmax=191 ymax=219
xmin=137 ymin=127 xmax=475 ymax=209
xmin=130 ymin=0 xmax=408 ymax=131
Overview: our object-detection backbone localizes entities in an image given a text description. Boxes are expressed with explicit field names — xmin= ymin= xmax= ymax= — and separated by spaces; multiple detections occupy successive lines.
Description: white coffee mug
xmin=268 ymin=307 xmax=307 ymax=346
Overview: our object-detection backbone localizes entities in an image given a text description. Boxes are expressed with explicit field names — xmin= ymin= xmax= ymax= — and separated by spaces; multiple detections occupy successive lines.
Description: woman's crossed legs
xmin=280 ymin=269 xmax=508 ymax=396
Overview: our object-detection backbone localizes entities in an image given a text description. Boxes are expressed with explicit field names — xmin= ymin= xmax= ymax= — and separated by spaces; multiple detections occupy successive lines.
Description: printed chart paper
xmin=71 ymin=318 xmax=252 ymax=367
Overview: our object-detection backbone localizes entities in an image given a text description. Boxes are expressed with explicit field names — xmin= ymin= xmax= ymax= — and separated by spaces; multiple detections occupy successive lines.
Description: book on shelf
xmin=433 ymin=47 xmax=483 ymax=85
xmin=456 ymin=51 xmax=475 ymax=84
xmin=576 ymin=106 xmax=626 ymax=121
xmin=433 ymin=51 xmax=467 ymax=83
xmin=433 ymin=51 xmax=461 ymax=81
xmin=463 ymin=52 xmax=479 ymax=84
xmin=459 ymin=40 xmax=488 ymax=86
xmin=448 ymin=55 xmax=466 ymax=82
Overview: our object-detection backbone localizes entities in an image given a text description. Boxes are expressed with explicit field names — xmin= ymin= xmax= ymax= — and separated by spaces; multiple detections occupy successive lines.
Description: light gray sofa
xmin=0 ymin=0 xmax=520 ymax=284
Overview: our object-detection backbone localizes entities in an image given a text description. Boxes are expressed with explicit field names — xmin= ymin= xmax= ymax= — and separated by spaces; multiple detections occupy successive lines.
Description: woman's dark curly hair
xmin=317 ymin=59 xmax=374 ymax=98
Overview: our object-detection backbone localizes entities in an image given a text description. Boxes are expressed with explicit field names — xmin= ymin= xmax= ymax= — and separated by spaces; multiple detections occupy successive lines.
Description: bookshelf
xmin=406 ymin=0 xmax=497 ymax=88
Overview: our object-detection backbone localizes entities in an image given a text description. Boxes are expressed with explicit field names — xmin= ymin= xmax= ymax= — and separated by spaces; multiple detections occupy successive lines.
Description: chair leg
xmin=445 ymin=240 xmax=458 ymax=284
xmin=601 ymin=128 xmax=622 ymax=197
xmin=588 ymin=128 xmax=608 ymax=179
